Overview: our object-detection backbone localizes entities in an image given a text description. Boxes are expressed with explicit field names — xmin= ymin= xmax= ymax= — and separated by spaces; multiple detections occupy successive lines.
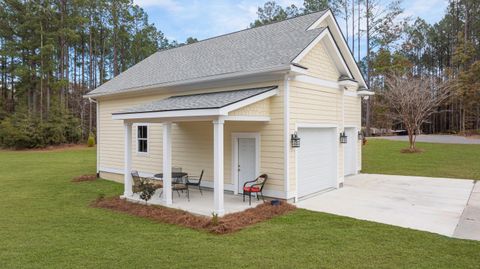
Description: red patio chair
xmin=243 ymin=174 xmax=268 ymax=205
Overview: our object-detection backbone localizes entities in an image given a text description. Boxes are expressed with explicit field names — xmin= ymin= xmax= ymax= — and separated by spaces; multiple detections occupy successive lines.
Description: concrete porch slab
xmin=123 ymin=188 xmax=262 ymax=216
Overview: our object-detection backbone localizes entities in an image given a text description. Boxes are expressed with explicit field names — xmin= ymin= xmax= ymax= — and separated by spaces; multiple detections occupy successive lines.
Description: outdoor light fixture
xmin=340 ymin=131 xmax=348 ymax=144
xmin=358 ymin=131 xmax=364 ymax=141
xmin=291 ymin=132 xmax=301 ymax=148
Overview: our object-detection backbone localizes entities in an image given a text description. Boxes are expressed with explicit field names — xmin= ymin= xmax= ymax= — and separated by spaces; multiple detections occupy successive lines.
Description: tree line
xmin=252 ymin=0 xmax=480 ymax=135
xmin=0 ymin=0 xmax=196 ymax=148
xmin=1 ymin=0 xmax=478 ymax=148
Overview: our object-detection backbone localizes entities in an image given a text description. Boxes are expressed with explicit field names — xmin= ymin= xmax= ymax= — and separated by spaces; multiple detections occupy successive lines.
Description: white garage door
xmin=344 ymin=127 xmax=358 ymax=176
xmin=297 ymin=128 xmax=337 ymax=198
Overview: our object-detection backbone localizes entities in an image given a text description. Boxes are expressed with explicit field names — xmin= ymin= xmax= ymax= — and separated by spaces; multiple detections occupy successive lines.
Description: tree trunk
xmin=365 ymin=0 xmax=371 ymax=136
xmin=352 ymin=0 xmax=355 ymax=56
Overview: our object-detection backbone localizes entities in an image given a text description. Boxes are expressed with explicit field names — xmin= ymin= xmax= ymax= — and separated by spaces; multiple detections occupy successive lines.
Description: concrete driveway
xmin=374 ymin=134 xmax=480 ymax=144
xmin=297 ymin=174 xmax=477 ymax=239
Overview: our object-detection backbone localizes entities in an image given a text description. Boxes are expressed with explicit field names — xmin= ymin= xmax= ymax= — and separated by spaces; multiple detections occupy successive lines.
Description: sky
xmin=133 ymin=0 xmax=449 ymax=43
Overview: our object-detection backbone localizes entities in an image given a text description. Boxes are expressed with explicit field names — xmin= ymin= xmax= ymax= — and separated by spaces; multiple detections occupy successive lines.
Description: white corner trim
xmin=96 ymin=102 xmax=100 ymax=173
xmin=283 ymin=74 xmax=291 ymax=199
xmin=224 ymin=116 xmax=271 ymax=122
xmin=293 ymin=75 xmax=339 ymax=90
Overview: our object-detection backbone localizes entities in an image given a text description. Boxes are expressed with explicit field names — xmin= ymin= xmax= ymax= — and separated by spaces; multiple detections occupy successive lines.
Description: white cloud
xmin=133 ymin=0 xmax=183 ymax=12
xmin=402 ymin=0 xmax=448 ymax=22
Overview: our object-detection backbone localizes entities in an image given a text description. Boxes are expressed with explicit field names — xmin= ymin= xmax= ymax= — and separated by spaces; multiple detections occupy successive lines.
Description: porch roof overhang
xmin=112 ymin=86 xmax=278 ymax=121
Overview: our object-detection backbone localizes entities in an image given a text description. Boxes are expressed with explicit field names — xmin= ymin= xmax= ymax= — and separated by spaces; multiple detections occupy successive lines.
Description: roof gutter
xmin=83 ymin=65 xmax=292 ymax=99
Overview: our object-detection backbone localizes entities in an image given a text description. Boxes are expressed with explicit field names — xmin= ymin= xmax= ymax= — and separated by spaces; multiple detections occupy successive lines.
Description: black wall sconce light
xmin=340 ymin=131 xmax=348 ymax=144
xmin=358 ymin=131 xmax=364 ymax=141
xmin=291 ymin=132 xmax=301 ymax=148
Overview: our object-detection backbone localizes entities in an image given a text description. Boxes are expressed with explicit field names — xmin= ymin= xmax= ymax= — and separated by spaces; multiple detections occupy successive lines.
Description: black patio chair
xmin=242 ymin=174 xmax=268 ymax=205
xmin=186 ymin=170 xmax=204 ymax=195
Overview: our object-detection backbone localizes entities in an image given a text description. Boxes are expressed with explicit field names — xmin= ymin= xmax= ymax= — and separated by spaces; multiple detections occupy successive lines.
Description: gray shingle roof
xmin=113 ymin=86 xmax=278 ymax=115
xmin=87 ymin=11 xmax=327 ymax=97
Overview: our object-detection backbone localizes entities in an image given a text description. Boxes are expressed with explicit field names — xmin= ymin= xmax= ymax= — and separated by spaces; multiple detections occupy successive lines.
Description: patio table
xmin=154 ymin=172 xmax=188 ymax=183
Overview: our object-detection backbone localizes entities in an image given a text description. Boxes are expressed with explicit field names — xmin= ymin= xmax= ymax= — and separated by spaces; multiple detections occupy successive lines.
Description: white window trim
xmin=135 ymin=123 xmax=150 ymax=156
xmin=231 ymin=132 xmax=261 ymax=195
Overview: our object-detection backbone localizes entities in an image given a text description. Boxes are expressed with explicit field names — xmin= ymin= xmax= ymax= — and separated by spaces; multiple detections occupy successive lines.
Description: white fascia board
xmin=84 ymin=65 xmax=290 ymax=99
xmin=112 ymin=88 xmax=279 ymax=121
xmin=290 ymin=65 xmax=309 ymax=75
xmin=224 ymin=116 xmax=271 ymax=122
xmin=292 ymin=30 xmax=352 ymax=79
xmin=307 ymin=10 xmax=331 ymax=30
xmin=306 ymin=10 xmax=368 ymax=89
xmin=338 ymin=79 xmax=359 ymax=89
xmin=112 ymin=108 xmax=221 ymax=120
xmin=219 ymin=88 xmax=279 ymax=114
xmin=357 ymin=90 xmax=375 ymax=96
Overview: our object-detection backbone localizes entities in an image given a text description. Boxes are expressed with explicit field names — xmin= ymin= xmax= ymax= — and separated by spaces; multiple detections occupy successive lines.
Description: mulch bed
xmin=91 ymin=197 xmax=296 ymax=234
xmin=400 ymin=148 xmax=425 ymax=153
xmin=72 ymin=174 xmax=98 ymax=182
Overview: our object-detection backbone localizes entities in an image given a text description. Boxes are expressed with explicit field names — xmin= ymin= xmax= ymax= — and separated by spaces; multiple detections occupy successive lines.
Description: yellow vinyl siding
xmin=299 ymin=40 xmax=340 ymax=81
xmin=229 ymin=99 xmax=270 ymax=116
xmin=97 ymin=81 xmax=285 ymax=194
xmin=288 ymin=41 xmax=362 ymax=194
xmin=344 ymin=95 xmax=362 ymax=171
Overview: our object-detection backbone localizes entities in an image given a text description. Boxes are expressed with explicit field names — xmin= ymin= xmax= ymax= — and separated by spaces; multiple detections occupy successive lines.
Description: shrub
xmin=87 ymin=133 xmax=95 ymax=147
xmin=0 ymin=108 xmax=83 ymax=149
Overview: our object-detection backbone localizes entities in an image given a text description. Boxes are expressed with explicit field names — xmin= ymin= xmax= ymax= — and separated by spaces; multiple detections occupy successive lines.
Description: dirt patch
xmin=72 ymin=174 xmax=98 ymax=182
xmin=92 ymin=197 xmax=296 ymax=234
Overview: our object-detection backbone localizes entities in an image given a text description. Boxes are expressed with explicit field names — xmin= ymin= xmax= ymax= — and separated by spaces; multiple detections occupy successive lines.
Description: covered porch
xmin=125 ymin=188 xmax=262 ymax=216
xmin=113 ymin=87 xmax=278 ymax=216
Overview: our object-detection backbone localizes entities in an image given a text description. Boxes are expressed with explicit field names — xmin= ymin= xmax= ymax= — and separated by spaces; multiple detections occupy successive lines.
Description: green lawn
xmin=0 ymin=147 xmax=479 ymax=268
xmin=362 ymin=139 xmax=480 ymax=180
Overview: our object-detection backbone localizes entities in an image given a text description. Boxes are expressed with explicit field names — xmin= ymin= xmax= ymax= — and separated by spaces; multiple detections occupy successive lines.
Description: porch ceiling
xmin=112 ymin=86 xmax=278 ymax=121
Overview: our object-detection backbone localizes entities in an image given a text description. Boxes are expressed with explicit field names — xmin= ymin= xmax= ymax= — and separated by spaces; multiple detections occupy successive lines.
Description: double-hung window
xmin=137 ymin=125 xmax=148 ymax=153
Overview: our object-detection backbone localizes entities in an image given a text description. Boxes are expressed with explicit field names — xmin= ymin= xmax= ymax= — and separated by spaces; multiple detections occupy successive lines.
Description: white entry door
xmin=297 ymin=127 xmax=337 ymax=198
xmin=237 ymin=138 xmax=256 ymax=193
xmin=344 ymin=127 xmax=357 ymax=176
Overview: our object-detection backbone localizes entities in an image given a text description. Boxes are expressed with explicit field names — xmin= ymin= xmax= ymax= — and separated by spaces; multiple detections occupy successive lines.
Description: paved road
xmin=372 ymin=134 xmax=480 ymax=144
xmin=298 ymin=174 xmax=477 ymax=240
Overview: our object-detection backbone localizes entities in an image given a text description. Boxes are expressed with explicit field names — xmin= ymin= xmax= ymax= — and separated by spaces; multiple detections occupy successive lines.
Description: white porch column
xmin=213 ymin=117 xmax=225 ymax=216
xmin=162 ymin=122 xmax=173 ymax=205
xmin=123 ymin=122 xmax=133 ymax=197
